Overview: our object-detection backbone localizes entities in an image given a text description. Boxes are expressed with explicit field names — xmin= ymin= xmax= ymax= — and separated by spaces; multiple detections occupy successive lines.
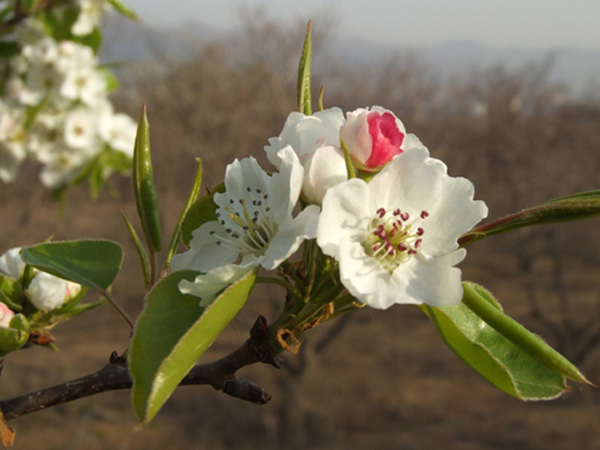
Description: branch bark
xmin=0 ymin=316 xmax=282 ymax=422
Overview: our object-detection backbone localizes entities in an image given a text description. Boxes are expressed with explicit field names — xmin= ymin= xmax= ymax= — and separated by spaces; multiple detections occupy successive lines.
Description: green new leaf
xmin=297 ymin=21 xmax=312 ymax=115
xmin=460 ymin=190 xmax=600 ymax=246
xmin=108 ymin=0 xmax=138 ymax=19
xmin=164 ymin=158 xmax=203 ymax=268
xmin=20 ymin=240 xmax=124 ymax=291
xmin=461 ymin=283 xmax=589 ymax=384
xmin=423 ymin=283 xmax=579 ymax=400
xmin=181 ymin=182 xmax=225 ymax=248
xmin=130 ymin=269 xmax=257 ymax=424
xmin=133 ymin=106 xmax=162 ymax=252
xmin=120 ymin=210 xmax=151 ymax=289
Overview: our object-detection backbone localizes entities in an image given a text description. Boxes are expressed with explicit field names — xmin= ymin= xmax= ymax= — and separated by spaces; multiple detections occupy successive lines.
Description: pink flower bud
xmin=0 ymin=303 xmax=15 ymax=328
xmin=341 ymin=106 xmax=406 ymax=172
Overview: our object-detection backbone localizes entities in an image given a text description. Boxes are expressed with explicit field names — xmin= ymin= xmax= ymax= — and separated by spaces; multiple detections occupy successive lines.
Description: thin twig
xmin=0 ymin=316 xmax=281 ymax=421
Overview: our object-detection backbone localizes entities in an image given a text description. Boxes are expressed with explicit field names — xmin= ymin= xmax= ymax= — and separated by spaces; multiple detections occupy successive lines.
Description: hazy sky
xmin=122 ymin=0 xmax=600 ymax=50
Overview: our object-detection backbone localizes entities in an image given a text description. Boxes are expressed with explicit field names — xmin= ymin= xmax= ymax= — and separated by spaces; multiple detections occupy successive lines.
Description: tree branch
xmin=0 ymin=316 xmax=282 ymax=422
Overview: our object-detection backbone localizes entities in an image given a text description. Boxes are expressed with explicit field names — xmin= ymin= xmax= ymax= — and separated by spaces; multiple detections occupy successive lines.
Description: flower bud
xmin=0 ymin=247 xmax=26 ymax=280
xmin=301 ymin=143 xmax=348 ymax=205
xmin=340 ymin=106 xmax=406 ymax=172
xmin=265 ymin=107 xmax=344 ymax=168
xmin=25 ymin=272 xmax=68 ymax=311
xmin=0 ymin=303 xmax=15 ymax=328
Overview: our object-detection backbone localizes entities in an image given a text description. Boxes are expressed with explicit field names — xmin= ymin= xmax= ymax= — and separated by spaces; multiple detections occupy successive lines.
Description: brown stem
xmin=0 ymin=317 xmax=282 ymax=422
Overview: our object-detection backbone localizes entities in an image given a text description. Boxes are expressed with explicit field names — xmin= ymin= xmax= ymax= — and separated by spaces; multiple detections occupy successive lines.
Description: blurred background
xmin=2 ymin=1 xmax=600 ymax=449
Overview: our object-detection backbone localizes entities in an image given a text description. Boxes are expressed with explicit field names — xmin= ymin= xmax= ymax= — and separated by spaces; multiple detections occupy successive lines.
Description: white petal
xmin=178 ymin=264 xmax=252 ymax=307
xmin=302 ymin=145 xmax=348 ymax=205
xmin=170 ymin=222 xmax=239 ymax=273
xmin=0 ymin=247 xmax=25 ymax=279
xmin=261 ymin=205 xmax=320 ymax=270
xmin=317 ymin=178 xmax=373 ymax=259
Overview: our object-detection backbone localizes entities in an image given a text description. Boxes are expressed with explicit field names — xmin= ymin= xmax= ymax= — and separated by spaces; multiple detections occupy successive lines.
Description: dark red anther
xmin=416 ymin=227 xmax=424 ymax=236
xmin=397 ymin=243 xmax=407 ymax=252
xmin=421 ymin=210 xmax=429 ymax=219
xmin=408 ymin=249 xmax=417 ymax=255
xmin=393 ymin=208 xmax=401 ymax=216
xmin=377 ymin=208 xmax=386 ymax=218
xmin=400 ymin=212 xmax=409 ymax=221
xmin=415 ymin=238 xmax=422 ymax=248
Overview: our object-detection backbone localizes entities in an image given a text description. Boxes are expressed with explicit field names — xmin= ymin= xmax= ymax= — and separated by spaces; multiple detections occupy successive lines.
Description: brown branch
xmin=0 ymin=316 xmax=282 ymax=422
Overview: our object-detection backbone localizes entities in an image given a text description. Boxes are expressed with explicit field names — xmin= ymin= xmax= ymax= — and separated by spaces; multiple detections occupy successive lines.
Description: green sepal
xmin=164 ymin=158 xmax=203 ymax=268
xmin=180 ymin=182 xmax=225 ymax=248
xmin=0 ymin=275 xmax=23 ymax=312
xmin=460 ymin=190 xmax=600 ymax=246
xmin=120 ymin=210 xmax=151 ymax=289
xmin=130 ymin=268 xmax=257 ymax=424
xmin=20 ymin=240 xmax=124 ymax=291
xmin=0 ymin=314 xmax=31 ymax=355
xmin=296 ymin=21 xmax=312 ymax=115
xmin=133 ymin=106 xmax=162 ymax=252
xmin=340 ymin=139 xmax=356 ymax=180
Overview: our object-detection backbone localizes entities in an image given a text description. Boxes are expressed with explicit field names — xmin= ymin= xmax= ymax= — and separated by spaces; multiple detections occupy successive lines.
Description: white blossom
xmin=317 ymin=141 xmax=488 ymax=309
xmin=172 ymin=146 xmax=320 ymax=303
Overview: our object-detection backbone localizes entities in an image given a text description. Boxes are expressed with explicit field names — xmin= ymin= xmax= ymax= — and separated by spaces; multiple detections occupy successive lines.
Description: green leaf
xmin=20 ymin=240 xmax=124 ymax=291
xmin=0 ymin=275 xmax=23 ymax=312
xmin=75 ymin=27 xmax=103 ymax=53
xmin=460 ymin=190 xmax=600 ymax=246
xmin=120 ymin=210 xmax=151 ymax=289
xmin=99 ymin=66 xmax=120 ymax=92
xmin=180 ymin=182 xmax=225 ymax=248
xmin=423 ymin=300 xmax=567 ymax=400
xmin=296 ymin=20 xmax=312 ymax=115
xmin=130 ymin=268 xmax=257 ymax=424
xmin=0 ymin=42 xmax=20 ymax=58
xmin=423 ymin=282 xmax=590 ymax=400
xmin=164 ymin=158 xmax=203 ymax=268
xmin=461 ymin=283 xmax=589 ymax=384
xmin=108 ymin=0 xmax=138 ymax=19
xmin=133 ymin=106 xmax=162 ymax=252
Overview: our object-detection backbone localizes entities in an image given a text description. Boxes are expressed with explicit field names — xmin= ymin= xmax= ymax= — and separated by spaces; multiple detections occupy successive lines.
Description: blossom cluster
xmin=0 ymin=4 xmax=136 ymax=189
xmin=0 ymin=247 xmax=82 ymax=316
xmin=173 ymin=106 xmax=488 ymax=310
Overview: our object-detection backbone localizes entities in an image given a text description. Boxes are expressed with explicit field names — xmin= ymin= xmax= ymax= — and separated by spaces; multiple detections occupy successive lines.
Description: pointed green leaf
xmin=461 ymin=283 xmax=589 ymax=384
xmin=180 ymin=182 xmax=225 ymax=247
xmin=164 ymin=158 xmax=203 ymax=268
xmin=297 ymin=21 xmax=312 ymax=115
xmin=108 ymin=0 xmax=138 ymax=19
xmin=20 ymin=240 xmax=124 ymax=291
xmin=120 ymin=210 xmax=151 ymax=289
xmin=130 ymin=268 xmax=257 ymax=424
xmin=133 ymin=106 xmax=162 ymax=252
xmin=423 ymin=299 xmax=568 ymax=400
xmin=460 ymin=190 xmax=600 ymax=246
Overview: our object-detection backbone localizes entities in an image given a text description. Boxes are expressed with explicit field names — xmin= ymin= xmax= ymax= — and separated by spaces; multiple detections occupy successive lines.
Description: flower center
xmin=362 ymin=207 xmax=429 ymax=273
xmin=211 ymin=187 xmax=277 ymax=257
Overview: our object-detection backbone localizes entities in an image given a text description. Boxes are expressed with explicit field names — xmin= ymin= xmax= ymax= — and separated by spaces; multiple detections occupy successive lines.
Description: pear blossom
xmin=99 ymin=109 xmax=137 ymax=156
xmin=172 ymin=146 xmax=320 ymax=302
xmin=0 ymin=303 xmax=15 ymax=328
xmin=341 ymin=106 xmax=406 ymax=172
xmin=317 ymin=141 xmax=488 ymax=309
xmin=265 ymin=107 xmax=347 ymax=205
